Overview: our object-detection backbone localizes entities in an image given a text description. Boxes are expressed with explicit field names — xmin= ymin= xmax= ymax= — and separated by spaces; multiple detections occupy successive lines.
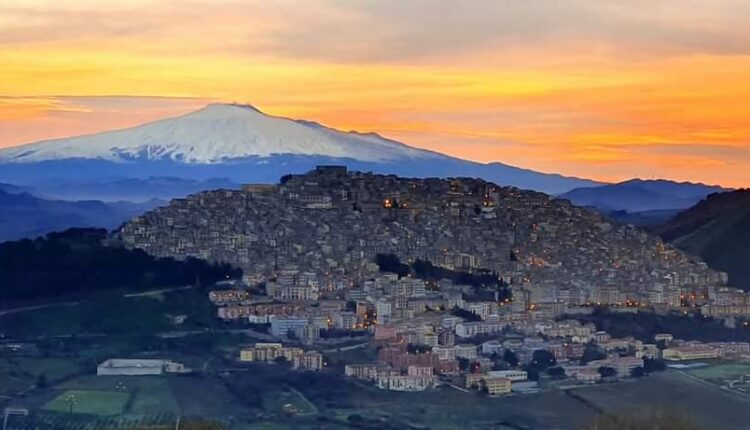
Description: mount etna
xmin=0 ymin=103 xmax=599 ymax=200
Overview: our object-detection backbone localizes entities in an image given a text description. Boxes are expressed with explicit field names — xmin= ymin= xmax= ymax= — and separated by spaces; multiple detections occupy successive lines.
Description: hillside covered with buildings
xmin=120 ymin=166 xmax=737 ymax=313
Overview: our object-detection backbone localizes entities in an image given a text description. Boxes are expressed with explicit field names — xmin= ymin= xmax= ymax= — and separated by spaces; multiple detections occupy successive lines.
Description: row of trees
xmin=374 ymin=253 xmax=512 ymax=301
xmin=573 ymin=307 xmax=750 ymax=343
xmin=0 ymin=228 xmax=241 ymax=303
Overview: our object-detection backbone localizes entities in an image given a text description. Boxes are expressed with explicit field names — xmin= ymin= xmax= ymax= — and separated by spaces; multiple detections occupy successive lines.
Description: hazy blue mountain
xmin=0 ymin=104 xmax=599 ymax=200
xmin=29 ymin=176 xmax=242 ymax=202
xmin=0 ymin=189 xmax=163 ymax=242
xmin=606 ymin=209 xmax=681 ymax=227
xmin=0 ymin=182 xmax=31 ymax=194
xmin=560 ymin=179 xmax=728 ymax=213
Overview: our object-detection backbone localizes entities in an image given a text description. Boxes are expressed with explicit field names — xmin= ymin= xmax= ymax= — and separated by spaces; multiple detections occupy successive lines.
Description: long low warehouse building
xmin=97 ymin=359 xmax=190 ymax=376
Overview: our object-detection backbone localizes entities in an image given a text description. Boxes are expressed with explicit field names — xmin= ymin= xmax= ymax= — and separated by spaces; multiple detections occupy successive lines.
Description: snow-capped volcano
xmin=0 ymin=103 xmax=435 ymax=164
xmin=0 ymin=103 xmax=602 ymax=200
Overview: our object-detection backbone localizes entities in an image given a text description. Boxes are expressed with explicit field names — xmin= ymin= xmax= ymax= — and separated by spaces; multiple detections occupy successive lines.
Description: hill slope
xmin=655 ymin=190 xmax=750 ymax=289
xmin=119 ymin=168 xmax=721 ymax=302
xmin=0 ymin=228 xmax=239 ymax=304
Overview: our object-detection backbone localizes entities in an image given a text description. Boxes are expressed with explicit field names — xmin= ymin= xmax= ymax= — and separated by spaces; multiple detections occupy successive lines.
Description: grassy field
xmin=224 ymin=364 xmax=594 ymax=430
xmin=569 ymin=370 xmax=750 ymax=430
xmin=686 ymin=361 xmax=750 ymax=384
xmin=8 ymin=359 xmax=750 ymax=429
xmin=129 ymin=379 xmax=181 ymax=415
xmin=8 ymin=288 xmax=750 ymax=429
xmin=0 ymin=357 xmax=81 ymax=381
xmin=43 ymin=389 xmax=131 ymax=416
xmin=0 ymin=374 xmax=29 ymax=399
xmin=58 ymin=374 xmax=181 ymax=415
xmin=262 ymin=389 xmax=317 ymax=416
xmin=0 ymin=356 xmax=83 ymax=399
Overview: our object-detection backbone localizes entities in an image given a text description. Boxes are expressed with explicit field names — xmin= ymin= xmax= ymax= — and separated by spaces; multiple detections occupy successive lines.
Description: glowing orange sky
xmin=1 ymin=1 xmax=749 ymax=187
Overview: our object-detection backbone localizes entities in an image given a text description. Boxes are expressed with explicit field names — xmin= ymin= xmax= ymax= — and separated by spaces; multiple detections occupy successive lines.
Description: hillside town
xmin=116 ymin=167 xmax=750 ymax=394
xmin=121 ymin=166 xmax=738 ymax=315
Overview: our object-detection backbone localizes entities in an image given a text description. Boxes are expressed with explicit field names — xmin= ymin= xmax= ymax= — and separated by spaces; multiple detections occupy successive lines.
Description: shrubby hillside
xmin=0 ymin=228 xmax=240 ymax=303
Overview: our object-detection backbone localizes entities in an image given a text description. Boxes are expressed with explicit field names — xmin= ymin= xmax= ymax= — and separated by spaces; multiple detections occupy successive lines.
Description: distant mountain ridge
xmin=0 ymin=103 xmax=599 ymax=199
xmin=30 ymin=177 xmax=241 ymax=202
xmin=560 ymin=179 xmax=729 ymax=213
xmin=0 ymin=182 xmax=30 ymax=194
xmin=654 ymin=189 xmax=750 ymax=289
xmin=0 ymin=188 xmax=162 ymax=242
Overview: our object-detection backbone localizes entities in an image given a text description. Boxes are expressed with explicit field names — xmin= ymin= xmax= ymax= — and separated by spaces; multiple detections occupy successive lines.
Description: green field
xmin=59 ymin=374 xmax=180 ymax=415
xmin=9 ymin=359 xmax=750 ymax=430
xmin=686 ymin=362 xmax=750 ymax=384
xmin=8 ymin=288 xmax=750 ymax=430
xmin=128 ymin=379 xmax=181 ymax=415
xmin=262 ymin=389 xmax=317 ymax=416
xmin=0 ymin=356 xmax=82 ymax=399
xmin=43 ymin=390 xmax=131 ymax=416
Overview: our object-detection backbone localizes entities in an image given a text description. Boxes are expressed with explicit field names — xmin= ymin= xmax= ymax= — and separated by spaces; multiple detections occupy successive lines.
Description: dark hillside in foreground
xmin=0 ymin=228 xmax=241 ymax=304
xmin=654 ymin=190 xmax=750 ymax=290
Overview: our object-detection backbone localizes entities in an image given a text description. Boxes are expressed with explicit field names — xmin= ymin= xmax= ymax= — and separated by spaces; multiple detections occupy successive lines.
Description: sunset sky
xmin=2 ymin=0 xmax=749 ymax=186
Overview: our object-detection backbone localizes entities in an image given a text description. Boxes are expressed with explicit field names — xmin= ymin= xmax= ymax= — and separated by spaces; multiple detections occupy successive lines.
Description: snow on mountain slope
xmin=0 ymin=104 xmax=437 ymax=164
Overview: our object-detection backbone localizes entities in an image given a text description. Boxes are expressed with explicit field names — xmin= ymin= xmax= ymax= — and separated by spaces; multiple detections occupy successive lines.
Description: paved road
xmin=123 ymin=285 xmax=194 ymax=298
xmin=0 ymin=285 xmax=194 ymax=318
xmin=0 ymin=301 xmax=79 ymax=317
xmin=321 ymin=342 xmax=369 ymax=353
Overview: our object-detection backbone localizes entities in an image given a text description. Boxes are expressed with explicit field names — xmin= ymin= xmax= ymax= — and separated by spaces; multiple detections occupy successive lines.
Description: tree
xmin=580 ymin=344 xmax=607 ymax=364
xmin=573 ymin=307 xmax=750 ymax=344
xmin=407 ymin=344 xmax=432 ymax=355
xmin=457 ymin=357 xmax=471 ymax=371
xmin=547 ymin=366 xmax=566 ymax=379
xmin=0 ymin=228 xmax=241 ymax=303
xmin=36 ymin=373 xmax=47 ymax=388
xmin=630 ymin=366 xmax=646 ymax=378
xmin=451 ymin=307 xmax=482 ymax=322
xmin=374 ymin=253 xmax=409 ymax=278
xmin=531 ymin=349 xmax=556 ymax=370
xmin=406 ymin=343 xmax=432 ymax=355
xmin=643 ymin=357 xmax=667 ymax=373
xmin=598 ymin=366 xmax=616 ymax=378
xmin=525 ymin=367 xmax=540 ymax=381
xmin=503 ymin=349 xmax=519 ymax=367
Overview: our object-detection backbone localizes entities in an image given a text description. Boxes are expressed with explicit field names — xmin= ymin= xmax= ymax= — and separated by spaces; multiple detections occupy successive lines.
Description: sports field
xmin=686 ymin=362 xmax=750 ymax=383
xmin=43 ymin=390 xmax=131 ymax=416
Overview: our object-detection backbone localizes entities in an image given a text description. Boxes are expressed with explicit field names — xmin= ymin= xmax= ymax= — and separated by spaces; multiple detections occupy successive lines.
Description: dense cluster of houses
xmin=116 ymin=166 xmax=750 ymax=394
xmin=121 ymin=166 xmax=738 ymax=313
